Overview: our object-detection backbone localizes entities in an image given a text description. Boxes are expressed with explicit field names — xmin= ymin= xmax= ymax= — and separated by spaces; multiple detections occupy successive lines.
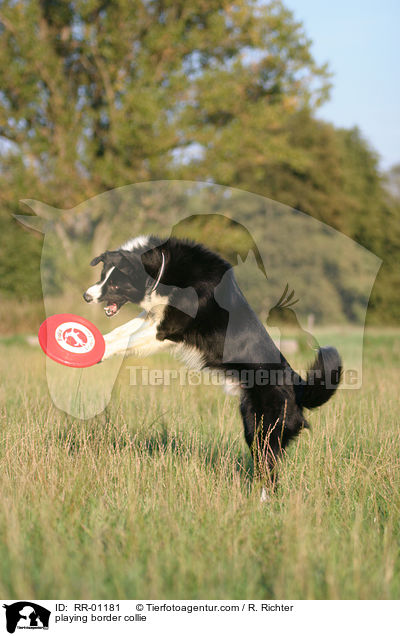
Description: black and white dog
xmin=84 ymin=235 xmax=342 ymax=482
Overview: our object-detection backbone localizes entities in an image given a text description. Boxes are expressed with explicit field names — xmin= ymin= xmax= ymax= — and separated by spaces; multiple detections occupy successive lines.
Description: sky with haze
xmin=284 ymin=0 xmax=399 ymax=170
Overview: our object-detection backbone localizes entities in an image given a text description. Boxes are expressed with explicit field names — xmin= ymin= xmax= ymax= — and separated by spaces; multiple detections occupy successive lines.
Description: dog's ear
xmin=90 ymin=249 xmax=145 ymax=277
xmin=114 ymin=250 xmax=143 ymax=277
xmin=90 ymin=253 xmax=106 ymax=266
xmin=119 ymin=250 xmax=142 ymax=266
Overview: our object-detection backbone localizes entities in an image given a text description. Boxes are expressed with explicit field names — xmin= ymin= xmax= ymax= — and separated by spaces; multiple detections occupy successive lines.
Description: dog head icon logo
xmin=3 ymin=602 xmax=51 ymax=633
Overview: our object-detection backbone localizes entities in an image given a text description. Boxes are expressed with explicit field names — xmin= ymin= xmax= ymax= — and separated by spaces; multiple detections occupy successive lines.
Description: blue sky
xmin=284 ymin=0 xmax=399 ymax=170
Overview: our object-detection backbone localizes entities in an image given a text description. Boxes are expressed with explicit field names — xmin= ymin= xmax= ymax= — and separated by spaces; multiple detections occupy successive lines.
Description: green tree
xmin=0 ymin=0 xmax=398 ymax=325
xmin=0 ymin=0 xmax=329 ymax=310
xmin=0 ymin=0 xmax=328 ymax=203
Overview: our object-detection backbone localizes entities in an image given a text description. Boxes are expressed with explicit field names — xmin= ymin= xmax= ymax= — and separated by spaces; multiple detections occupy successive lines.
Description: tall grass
xmin=0 ymin=332 xmax=399 ymax=599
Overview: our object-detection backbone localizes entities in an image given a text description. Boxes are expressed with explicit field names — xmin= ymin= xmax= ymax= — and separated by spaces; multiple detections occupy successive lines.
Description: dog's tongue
xmin=104 ymin=303 xmax=118 ymax=317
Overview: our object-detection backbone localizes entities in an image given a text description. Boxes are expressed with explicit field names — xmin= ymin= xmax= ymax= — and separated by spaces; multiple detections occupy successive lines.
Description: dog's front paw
xmin=102 ymin=337 xmax=119 ymax=360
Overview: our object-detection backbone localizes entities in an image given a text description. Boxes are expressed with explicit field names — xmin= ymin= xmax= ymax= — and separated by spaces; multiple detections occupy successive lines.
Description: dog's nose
xmin=83 ymin=291 xmax=93 ymax=303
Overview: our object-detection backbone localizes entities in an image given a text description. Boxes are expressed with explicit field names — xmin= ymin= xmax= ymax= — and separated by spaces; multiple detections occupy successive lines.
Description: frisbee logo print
xmin=56 ymin=323 xmax=95 ymax=354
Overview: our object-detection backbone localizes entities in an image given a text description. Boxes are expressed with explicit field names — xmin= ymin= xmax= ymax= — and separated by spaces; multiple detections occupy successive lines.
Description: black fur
xmin=87 ymin=236 xmax=342 ymax=478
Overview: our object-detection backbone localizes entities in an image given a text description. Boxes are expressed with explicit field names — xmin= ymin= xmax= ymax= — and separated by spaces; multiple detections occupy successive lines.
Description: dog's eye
xmin=109 ymin=283 xmax=119 ymax=290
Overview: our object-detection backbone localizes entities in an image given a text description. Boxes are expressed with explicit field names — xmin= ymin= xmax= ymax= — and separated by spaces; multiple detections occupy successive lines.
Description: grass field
xmin=0 ymin=328 xmax=399 ymax=599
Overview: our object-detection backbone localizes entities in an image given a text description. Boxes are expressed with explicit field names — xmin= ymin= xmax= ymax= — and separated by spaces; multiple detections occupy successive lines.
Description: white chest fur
xmin=140 ymin=291 xmax=168 ymax=318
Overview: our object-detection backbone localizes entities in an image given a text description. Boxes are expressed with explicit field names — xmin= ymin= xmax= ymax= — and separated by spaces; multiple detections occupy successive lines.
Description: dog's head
xmin=83 ymin=250 xmax=149 ymax=316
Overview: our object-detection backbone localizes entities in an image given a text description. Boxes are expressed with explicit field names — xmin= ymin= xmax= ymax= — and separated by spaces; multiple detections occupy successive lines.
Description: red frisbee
xmin=38 ymin=313 xmax=105 ymax=368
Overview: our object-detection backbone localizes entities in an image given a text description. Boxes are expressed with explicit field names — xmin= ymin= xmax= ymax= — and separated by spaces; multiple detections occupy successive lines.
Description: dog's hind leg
xmin=240 ymin=392 xmax=283 ymax=498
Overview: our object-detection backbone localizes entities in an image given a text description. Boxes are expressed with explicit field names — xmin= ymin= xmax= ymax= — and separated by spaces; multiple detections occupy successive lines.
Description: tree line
xmin=0 ymin=0 xmax=398 ymax=325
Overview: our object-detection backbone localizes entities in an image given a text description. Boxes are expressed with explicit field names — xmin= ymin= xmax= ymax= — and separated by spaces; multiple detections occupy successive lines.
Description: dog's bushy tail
xmin=299 ymin=346 xmax=342 ymax=409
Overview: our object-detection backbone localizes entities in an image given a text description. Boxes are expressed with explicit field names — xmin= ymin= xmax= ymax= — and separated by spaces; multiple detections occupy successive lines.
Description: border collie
xmin=84 ymin=235 xmax=342 ymax=484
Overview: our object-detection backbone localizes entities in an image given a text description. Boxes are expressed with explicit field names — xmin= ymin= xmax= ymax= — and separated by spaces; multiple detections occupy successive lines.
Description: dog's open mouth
xmin=104 ymin=303 xmax=119 ymax=317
